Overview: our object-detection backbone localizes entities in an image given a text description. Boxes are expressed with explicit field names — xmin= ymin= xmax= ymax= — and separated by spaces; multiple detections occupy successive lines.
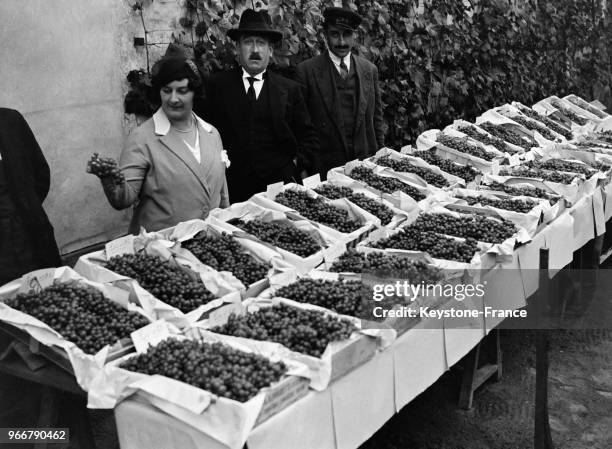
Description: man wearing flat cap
xmin=202 ymin=9 xmax=318 ymax=203
xmin=296 ymin=7 xmax=384 ymax=178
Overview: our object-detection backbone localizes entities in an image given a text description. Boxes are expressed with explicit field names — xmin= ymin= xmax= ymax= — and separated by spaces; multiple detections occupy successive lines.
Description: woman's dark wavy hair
xmin=150 ymin=57 xmax=203 ymax=103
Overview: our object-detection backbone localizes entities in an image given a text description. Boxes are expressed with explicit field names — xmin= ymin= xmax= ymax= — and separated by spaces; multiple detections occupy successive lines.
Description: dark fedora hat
xmin=323 ymin=7 xmax=362 ymax=31
xmin=228 ymin=9 xmax=282 ymax=43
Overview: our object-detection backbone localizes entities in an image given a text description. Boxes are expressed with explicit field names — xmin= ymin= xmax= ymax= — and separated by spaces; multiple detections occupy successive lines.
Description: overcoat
xmin=202 ymin=67 xmax=318 ymax=202
xmin=295 ymin=53 xmax=385 ymax=176
xmin=103 ymin=109 xmax=229 ymax=234
xmin=0 ymin=108 xmax=61 ymax=281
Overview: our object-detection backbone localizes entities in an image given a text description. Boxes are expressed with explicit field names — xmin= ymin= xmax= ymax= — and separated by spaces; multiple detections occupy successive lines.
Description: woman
xmin=93 ymin=57 xmax=230 ymax=234
xmin=0 ymin=108 xmax=61 ymax=285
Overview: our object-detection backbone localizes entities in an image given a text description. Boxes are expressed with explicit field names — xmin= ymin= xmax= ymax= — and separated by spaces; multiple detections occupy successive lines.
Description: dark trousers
xmin=227 ymin=162 xmax=300 ymax=203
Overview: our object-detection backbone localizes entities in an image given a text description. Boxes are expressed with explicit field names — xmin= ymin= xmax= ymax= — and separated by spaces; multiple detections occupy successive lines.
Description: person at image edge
xmin=296 ymin=7 xmax=384 ymax=178
xmin=202 ymin=8 xmax=319 ymax=203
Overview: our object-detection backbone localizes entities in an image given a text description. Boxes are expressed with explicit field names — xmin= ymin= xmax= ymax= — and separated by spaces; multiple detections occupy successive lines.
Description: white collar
xmin=241 ymin=68 xmax=266 ymax=81
xmin=153 ymin=108 xmax=212 ymax=136
xmin=328 ymin=50 xmax=352 ymax=68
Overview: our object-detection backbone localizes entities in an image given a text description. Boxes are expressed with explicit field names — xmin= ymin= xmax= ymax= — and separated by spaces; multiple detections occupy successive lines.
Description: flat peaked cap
xmin=228 ymin=8 xmax=282 ymax=43
xmin=323 ymin=7 xmax=362 ymax=30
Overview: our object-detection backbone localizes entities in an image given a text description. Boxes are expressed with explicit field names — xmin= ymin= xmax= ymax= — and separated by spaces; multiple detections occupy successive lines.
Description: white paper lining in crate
xmin=368 ymin=147 xmax=466 ymax=188
xmin=0 ymin=266 xmax=157 ymax=394
xmin=355 ymin=225 xmax=482 ymax=271
xmin=206 ymin=201 xmax=336 ymax=273
xmin=303 ymin=171 xmax=411 ymax=230
xmin=546 ymin=95 xmax=604 ymax=123
xmin=193 ymin=297 xmax=393 ymax=390
xmin=444 ymin=120 xmax=526 ymax=158
xmin=90 ymin=323 xmax=309 ymax=449
xmin=478 ymin=175 xmax=566 ymax=224
xmin=533 ymin=96 xmax=600 ymax=132
xmin=326 ymin=160 xmax=430 ymax=213
xmin=532 ymin=142 xmax=612 ymax=175
xmin=475 ymin=109 xmax=544 ymax=150
xmin=563 ymin=94 xmax=609 ymax=119
xmin=250 ymin=182 xmax=379 ymax=245
xmin=156 ymin=219 xmax=293 ymax=298
xmin=492 ymin=104 xmax=568 ymax=143
xmin=424 ymin=188 xmax=547 ymax=238
xmin=74 ymin=233 xmax=242 ymax=327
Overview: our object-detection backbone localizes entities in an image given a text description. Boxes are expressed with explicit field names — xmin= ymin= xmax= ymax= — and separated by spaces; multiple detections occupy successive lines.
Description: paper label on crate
xmin=207 ymin=302 xmax=244 ymax=328
xmin=491 ymin=160 xmax=500 ymax=176
xmin=105 ymin=235 xmax=135 ymax=259
xmin=302 ymin=174 xmax=322 ymax=190
xmin=323 ymin=242 xmax=347 ymax=267
xmin=18 ymin=268 xmax=56 ymax=294
xmin=131 ymin=320 xmax=170 ymax=353
xmin=266 ymin=181 xmax=284 ymax=199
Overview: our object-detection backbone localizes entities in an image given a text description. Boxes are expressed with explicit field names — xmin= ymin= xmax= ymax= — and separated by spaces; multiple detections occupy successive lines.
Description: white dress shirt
xmin=242 ymin=68 xmax=266 ymax=100
xmin=328 ymin=50 xmax=352 ymax=75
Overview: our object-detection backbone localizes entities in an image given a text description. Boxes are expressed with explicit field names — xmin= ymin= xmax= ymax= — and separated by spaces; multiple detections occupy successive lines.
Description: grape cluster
xmin=515 ymin=105 xmax=573 ymax=140
xmin=233 ymin=219 xmax=321 ymax=258
xmin=410 ymin=213 xmax=517 ymax=243
xmin=86 ymin=153 xmax=125 ymax=185
xmin=500 ymin=166 xmax=577 ymax=184
xmin=182 ymin=232 xmax=269 ymax=286
xmin=525 ymin=160 xmax=596 ymax=176
xmin=329 ymin=249 xmax=442 ymax=281
xmin=478 ymin=122 xmax=534 ymax=151
xmin=596 ymin=130 xmax=612 ymax=144
xmin=374 ymin=156 xmax=449 ymax=187
xmin=565 ymin=97 xmax=608 ymax=119
xmin=275 ymin=190 xmax=362 ymax=233
xmin=120 ymin=338 xmax=286 ymax=402
xmin=370 ymin=228 xmax=478 ymax=263
xmin=550 ymin=100 xmax=589 ymax=125
xmin=6 ymin=282 xmax=149 ymax=354
xmin=458 ymin=194 xmax=537 ymax=213
xmin=437 ymin=134 xmax=496 ymax=161
xmin=412 ymin=149 xmax=481 ymax=182
xmin=510 ymin=115 xmax=558 ymax=141
xmin=314 ymin=184 xmax=394 ymax=225
xmin=349 ymin=166 xmax=426 ymax=200
xmin=457 ymin=125 xmax=511 ymax=153
xmin=105 ymin=254 xmax=217 ymax=313
xmin=211 ymin=304 xmax=356 ymax=358
xmin=482 ymin=181 xmax=559 ymax=202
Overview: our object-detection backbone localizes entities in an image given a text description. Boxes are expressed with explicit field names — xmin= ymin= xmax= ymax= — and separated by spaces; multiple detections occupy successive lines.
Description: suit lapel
xmin=158 ymin=131 xmax=211 ymax=198
xmin=314 ymin=55 xmax=346 ymax=150
xmin=352 ymin=55 xmax=369 ymax=135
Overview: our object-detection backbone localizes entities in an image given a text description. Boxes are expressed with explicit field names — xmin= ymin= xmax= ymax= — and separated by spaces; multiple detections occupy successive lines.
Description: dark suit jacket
xmin=201 ymin=67 xmax=318 ymax=201
xmin=0 ymin=108 xmax=61 ymax=270
xmin=295 ymin=53 xmax=384 ymax=176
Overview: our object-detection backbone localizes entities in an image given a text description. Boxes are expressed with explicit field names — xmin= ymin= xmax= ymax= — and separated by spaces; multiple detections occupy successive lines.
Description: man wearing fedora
xmin=296 ymin=7 xmax=384 ymax=178
xmin=202 ymin=9 xmax=318 ymax=203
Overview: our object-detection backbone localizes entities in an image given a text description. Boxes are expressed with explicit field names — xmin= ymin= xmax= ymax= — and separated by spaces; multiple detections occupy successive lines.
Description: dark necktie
xmin=247 ymin=76 xmax=257 ymax=102
xmin=339 ymin=59 xmax=349 ymax=80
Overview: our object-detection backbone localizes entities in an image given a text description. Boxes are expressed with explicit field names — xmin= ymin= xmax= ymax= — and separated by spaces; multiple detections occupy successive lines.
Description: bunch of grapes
xmin=550 ymin=100 xmax=589 ymax=125
xmin=105 ymin=254 xmax=217 ymax=313
xmin=370 ymin=228 xmax=478 ymax=263
xmin=211 ymin=303 xmax=356 ymax=358
xmin=510 ymin=115 xmax=558 ymax=141
xmin=410 ymin=213 xmax=517 ymax=243
xmin=525 ymin=160 xmax=596 ymax=176
xmin=349 ymin=166 xmax=426 ymax=200
xmin=182 ymin=232 xmax=270 ymax=286
xmin=457 ymin=195 xmax=537 ymax=214
xmin=275 ymin=190 xmax=362 ymax=233
xmin=515 ymin=105 xmax=574 ymax=140
xmin=478 ymin=122 xmax=535 ymax=151
xmin=86 ymin=153 xmax=125 ymax=185
xmin=374 ymin=156 xmax=449 ymax=187
xmin=6 ymin=282 xmax=149 ymax=354
xmin=482 ymin=181 xmax=560 ymax=203
xmin=232 ymin=219 xmax=321 ymax=258
xmin=436 ymin=134 xmax=496 ymax=161
xmin=120 ymin=338 xmax=286 ymax=402
xmin=457 ymin=125 xmax=511 ymax=153
xmin=314 ymin=184 xmax=395 ymax=225
xmin=500 ymin=166 xmax=577 ymax=184
xmin=412 ymin=149 xmax=481 ymax=182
